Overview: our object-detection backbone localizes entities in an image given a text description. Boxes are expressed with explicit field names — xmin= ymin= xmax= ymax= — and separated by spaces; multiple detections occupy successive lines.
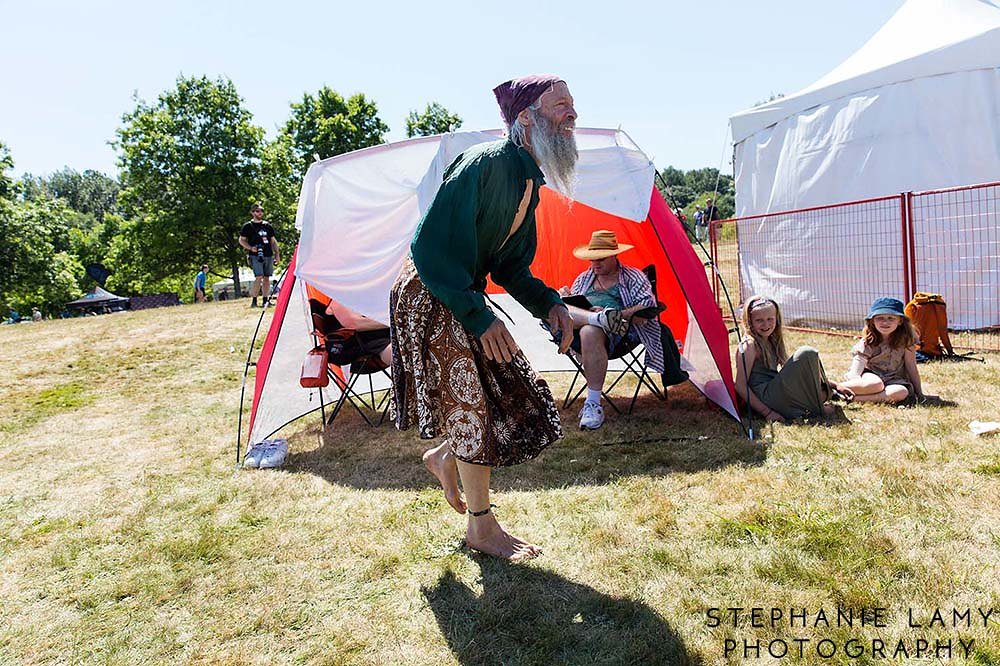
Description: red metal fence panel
xmin=909 ymin=181 xmax=1000 ymax=351
xmin=711 ymin=181 xmax=1000 ymax=352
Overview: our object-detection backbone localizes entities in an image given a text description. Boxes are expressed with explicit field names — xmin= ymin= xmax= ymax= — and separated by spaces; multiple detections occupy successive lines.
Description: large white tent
xmin=731 ymin=0 xmax=1000 ymax=216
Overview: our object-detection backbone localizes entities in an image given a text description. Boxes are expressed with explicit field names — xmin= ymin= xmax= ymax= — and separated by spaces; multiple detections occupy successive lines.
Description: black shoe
xmin=250 ymin=299 xmax=259 ymax=308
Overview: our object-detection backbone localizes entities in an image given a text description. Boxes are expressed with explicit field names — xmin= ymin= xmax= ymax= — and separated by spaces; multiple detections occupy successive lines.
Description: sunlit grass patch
xmin=973 ymin=459 xmax=1000 ymax=476
xmin=0 ymin=381 xmax=94 ymax=434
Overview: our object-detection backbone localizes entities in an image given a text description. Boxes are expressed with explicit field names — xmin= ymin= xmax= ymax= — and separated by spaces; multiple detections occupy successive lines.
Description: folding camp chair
xmin=561 ymin=332 xmax=666 ymax=415
xmin=559 ymin=264 xmax=674 ymax=415
xmin=309 ymin=299 xmax=392 ymax=427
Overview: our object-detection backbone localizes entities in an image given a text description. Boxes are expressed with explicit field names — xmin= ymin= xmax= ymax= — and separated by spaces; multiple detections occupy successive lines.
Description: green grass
xmin=0 ymin=380 xmax=95 ymax=434
xmin=1 ymin=302 xmax=999 ymax=664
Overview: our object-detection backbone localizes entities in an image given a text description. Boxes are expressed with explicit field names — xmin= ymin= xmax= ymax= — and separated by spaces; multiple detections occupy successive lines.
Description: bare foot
xmin=465 ymin=512 xmax=542 ymax=562
xmin=422 ymin=442 xmax=466 ymax=514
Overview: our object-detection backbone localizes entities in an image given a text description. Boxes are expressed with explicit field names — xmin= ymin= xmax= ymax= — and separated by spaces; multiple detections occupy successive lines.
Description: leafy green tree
xmin=659 ymin=166 xmax=686 ymax=189
xmin=115 ymin=75 xmax=268 ymax=297
xmin=405 ymin=102 xmax=462 ymax=137
xmin=280 ymin=87 xmax=389 ymax=179
xmin=256 ymin=135 xmax=301 ymax=238
xmin=0 ymin=141 xmax=14 ymax=201
xmin=25 ymin=168 xmax=120 ymax=220
xmin=1 ymin=197 xmax=83 ymax=316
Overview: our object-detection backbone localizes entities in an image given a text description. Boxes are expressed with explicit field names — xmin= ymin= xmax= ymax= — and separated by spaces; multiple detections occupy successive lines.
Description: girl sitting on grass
xmin=734 ymin=296 xmax=853 ymax=422
xmin=841 ymin=297 xmax=924 ymax=403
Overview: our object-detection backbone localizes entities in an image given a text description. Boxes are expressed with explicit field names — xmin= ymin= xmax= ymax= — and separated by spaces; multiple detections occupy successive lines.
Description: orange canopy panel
xmin=487 ymin=188 xmax=690 ymax=350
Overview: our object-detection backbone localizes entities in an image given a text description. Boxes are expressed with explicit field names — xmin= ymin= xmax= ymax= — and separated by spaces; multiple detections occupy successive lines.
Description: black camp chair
xmin=557 ymin=264 xmax=688 ymax=415
xmin=309 ymin=300 xmax=392 ymax=427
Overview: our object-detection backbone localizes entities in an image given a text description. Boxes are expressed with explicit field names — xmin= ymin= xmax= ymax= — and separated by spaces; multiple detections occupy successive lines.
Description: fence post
xmin=905 ymin=191 xmax=917 ymax=302
xmin=709 ymin=221 xmax=718 ymax=305
xmin=899 ymin=193 xmax=911 ymax=302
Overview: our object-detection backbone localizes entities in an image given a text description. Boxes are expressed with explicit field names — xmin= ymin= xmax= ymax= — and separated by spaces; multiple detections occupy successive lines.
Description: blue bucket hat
xmin=866 ymin=297 xmax=905 ymax=319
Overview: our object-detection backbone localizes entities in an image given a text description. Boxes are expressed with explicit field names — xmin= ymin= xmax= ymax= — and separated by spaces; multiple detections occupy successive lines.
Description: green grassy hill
xmin=1 ymin=301 xmax=999 ymax=664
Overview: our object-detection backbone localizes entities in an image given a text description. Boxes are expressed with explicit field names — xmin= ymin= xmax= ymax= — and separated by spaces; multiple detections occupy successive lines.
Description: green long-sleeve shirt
xmin=410 ymin=138 xmax=563 ymax=337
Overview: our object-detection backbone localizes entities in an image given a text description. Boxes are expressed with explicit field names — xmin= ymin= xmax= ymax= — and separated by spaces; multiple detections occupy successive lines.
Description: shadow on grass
xmin=285 ymin=383 xmax=763 ymax=493
xmin=423 ymin=557 xmax=701 ymax=665
xmin=741 ymin=404 xmax=855 ymax=429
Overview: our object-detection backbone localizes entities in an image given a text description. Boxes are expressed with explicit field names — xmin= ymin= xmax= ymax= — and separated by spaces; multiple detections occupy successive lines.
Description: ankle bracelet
xmin=468 ymin=503 xmax=496 ymax=517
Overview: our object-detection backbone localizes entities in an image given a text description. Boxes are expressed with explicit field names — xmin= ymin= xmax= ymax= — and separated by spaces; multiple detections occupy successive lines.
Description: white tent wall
xmin=731 ymin=0 xmax=1000 ymax=214
xmin=733 ymin=67 xmax=1000 ymax=215
xmin=294 ymin=128 xmax=656 ymax=326
xmin=728 ymin=0 xmax=1000 ymax=329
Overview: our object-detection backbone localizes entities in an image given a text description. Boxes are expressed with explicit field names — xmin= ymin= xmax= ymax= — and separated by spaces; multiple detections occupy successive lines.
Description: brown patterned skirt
xmin=389 ymin=258 xmax=562 ymax=467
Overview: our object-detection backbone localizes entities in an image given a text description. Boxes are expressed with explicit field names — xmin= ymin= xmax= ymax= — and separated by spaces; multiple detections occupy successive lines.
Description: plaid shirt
xmin=569 ymin=264 xmax=665 ymax=373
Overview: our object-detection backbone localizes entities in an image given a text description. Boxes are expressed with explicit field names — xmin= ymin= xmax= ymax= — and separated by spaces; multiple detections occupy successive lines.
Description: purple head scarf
xmin=492 ymin=75 xmax=563 ymax=127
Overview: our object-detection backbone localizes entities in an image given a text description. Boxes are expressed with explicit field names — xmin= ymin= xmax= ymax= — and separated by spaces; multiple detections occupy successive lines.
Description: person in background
xmin=239 ymin=203 xmax=280 ymax=308
xmin=694 ymin=205 xmax=707 ymax=242
xmin=556 ymin=230 xmax=668 ymax=430
xmin=194 ymin=265 xmax=209 ymax=303
xmin=700 ymin=198 xmax=720 ymax=242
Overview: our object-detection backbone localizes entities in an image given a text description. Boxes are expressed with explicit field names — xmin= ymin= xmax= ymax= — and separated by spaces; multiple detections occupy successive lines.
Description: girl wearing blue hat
xmin=841 ymin=297 xmax=925 ymax=403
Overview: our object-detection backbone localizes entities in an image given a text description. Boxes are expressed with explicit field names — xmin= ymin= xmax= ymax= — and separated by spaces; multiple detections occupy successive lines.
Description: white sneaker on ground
xmin=579 ymin=400 xmax=605 ymax=430
xmin=594 ymin=308 xmax=627 ymax=338
xmin=243 ymin=440 xmax=270 ymax=468
xmin=258 ymin=438 xmax=289 ymax=469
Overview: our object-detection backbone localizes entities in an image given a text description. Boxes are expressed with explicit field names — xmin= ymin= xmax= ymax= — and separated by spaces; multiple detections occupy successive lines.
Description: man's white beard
xmin=529 ymin=109 xmax=578 ymax=199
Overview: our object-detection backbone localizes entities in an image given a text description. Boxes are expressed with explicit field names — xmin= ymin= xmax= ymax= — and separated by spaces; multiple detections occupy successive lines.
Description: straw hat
xmin=572 ymin=230 xmax=634 ymax=260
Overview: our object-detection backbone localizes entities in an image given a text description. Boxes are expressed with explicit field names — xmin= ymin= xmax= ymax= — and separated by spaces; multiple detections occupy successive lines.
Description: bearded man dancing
xmin=389 ymin=75 xmax=577 ymax=561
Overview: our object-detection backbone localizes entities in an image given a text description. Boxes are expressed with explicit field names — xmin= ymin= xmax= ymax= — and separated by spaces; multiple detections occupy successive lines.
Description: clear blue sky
xmin=1 ymin=0 xmax=903 ymax=178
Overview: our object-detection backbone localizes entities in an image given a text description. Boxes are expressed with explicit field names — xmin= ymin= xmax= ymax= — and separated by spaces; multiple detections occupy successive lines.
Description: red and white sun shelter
xmin=246 ymin=129 xmax=738 ymax=447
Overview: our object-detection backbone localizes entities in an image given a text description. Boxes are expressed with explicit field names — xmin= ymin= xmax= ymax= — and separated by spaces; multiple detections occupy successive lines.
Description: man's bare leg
xmin=564 ymin=304 xmax=595 ymax=328
xmin=262 ymin=276 xmax=271 ymax=304
xmin=422 ymin=442 xmax=466 ymax=513
xmin=579 ymin=326 xmax=609 ymax=391
xmin=458 ymin=460 xmax=541 ymax=561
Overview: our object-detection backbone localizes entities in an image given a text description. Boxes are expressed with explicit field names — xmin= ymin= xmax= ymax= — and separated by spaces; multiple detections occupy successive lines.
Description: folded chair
xmin=561 ymin=328 xmax=666 ymax=415
xmin=309 ymin=299 xmax=392 ymax=427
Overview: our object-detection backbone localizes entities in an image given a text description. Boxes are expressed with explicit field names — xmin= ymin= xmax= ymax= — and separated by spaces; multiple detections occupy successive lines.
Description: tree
xmin=36 ymin=168 xmax=120 ymax=220
xmin=405 ymin=102 xmax=462 ymax=137
xmin=280 ymin=87 xmax=389 ymax=179
xmin=115 ymin=75 xmax=268 ymax=297
xmin=1 ymin=197 xmax=83 ymax=316
xmin=659 ymin=166 xmax=686 ymax=189
xmin=0 ymin=141 xmax=14 ymax=201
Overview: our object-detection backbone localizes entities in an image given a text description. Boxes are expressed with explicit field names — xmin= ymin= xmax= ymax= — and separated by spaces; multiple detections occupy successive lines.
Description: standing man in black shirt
xmin=239 ymin=203 xmax=281 ymax=307
xmin=703 ymin=198 xmax=721 ymax=229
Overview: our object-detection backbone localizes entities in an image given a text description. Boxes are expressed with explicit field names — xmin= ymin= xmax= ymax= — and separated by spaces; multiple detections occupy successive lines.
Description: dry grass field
xmin=1 ymin=300 xmax=999 ymax=665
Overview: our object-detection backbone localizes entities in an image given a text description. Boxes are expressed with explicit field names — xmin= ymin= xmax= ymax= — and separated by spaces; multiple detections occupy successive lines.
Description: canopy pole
xmin=235 ymin=267 xmax=289 ymax=469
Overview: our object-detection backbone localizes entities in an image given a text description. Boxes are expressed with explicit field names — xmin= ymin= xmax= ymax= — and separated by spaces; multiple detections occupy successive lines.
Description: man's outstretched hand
xmin=480 ymin=319 xmax=520 ymax=363
xmin=548 ymin=303 xmax=573 ymax=354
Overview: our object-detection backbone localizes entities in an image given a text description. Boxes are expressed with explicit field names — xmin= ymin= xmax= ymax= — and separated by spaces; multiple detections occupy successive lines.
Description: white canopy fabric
xmin=294 ymin=128 xmax=655 ymax=326
xmin=731 ymin=0 xmax=1000 ymax=215
xmin=246 ymin=129 xmax=742 ymax=444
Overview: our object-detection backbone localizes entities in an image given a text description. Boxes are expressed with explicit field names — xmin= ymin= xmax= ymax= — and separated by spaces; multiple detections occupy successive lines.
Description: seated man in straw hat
xmin=558 ymin=230 xmax=667 ymax=430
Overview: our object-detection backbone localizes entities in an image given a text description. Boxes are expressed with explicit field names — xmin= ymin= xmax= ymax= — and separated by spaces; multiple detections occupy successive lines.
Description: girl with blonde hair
xmin=734 ymin=296 xmax=852 ymax=422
